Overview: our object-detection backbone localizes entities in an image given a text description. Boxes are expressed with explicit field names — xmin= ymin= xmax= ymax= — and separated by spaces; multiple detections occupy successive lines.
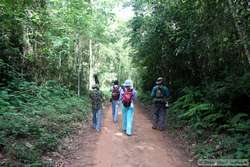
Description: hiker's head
xmin=113 ymin=85 xmax=119 ymax=89
xmin=92 ymin=84 xmax=99 ymax=90
xmin=124 ymin=80 xmax=133 ymax=89
xmin=156 ymin=77 xmax=163 ymax=85
xmin=113 ymin=80 xmax=119 ymax=85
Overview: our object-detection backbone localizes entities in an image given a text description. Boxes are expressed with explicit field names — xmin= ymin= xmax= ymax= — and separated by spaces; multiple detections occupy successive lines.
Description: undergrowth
xmin=0 ymin=80 xmax=90 ymax=166
xmin=139 ymin=73 xmax=250 ymax=160
xmin=167 ymin=73 xmax=250 ymax=160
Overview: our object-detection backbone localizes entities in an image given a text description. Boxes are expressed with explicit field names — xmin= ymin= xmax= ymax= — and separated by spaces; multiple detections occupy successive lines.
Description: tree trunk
xmin=75 ymin=35 xmax=81 ymax=96
xmin=89 ymin=39 xmax=94 ymax=90
xmin=58 ymin=54 xmax=62 ymax=81
xmin=22 ymin=25 xmax=33 ymax=78
xmin=88 ymin=0 xmax=94 ymax=90
xmin=77 ymin=64 xmax=82 ymax=96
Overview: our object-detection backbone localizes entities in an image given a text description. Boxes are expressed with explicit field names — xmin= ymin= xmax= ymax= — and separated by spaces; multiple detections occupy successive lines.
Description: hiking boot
xmin=158 ymin=127 xmax=165 ymax=131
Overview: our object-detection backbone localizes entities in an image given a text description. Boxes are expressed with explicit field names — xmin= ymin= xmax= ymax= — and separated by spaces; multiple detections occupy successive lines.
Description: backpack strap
xmin=154 ymin=86 xmax=165 ymax=104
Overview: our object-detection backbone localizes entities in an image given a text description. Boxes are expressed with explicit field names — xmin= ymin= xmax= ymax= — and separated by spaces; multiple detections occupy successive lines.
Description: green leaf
xmin=230 ymin=113 xmax=248 ymax=124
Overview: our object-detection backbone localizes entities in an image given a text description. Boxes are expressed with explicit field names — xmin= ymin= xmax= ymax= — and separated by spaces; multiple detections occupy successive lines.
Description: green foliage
xmin=130 ymin=0 xmax=250 ymax=91
xmin=0 ymin=0 xmax=133 ymax=163
xmin=168 ymin=87 xmax=250 ymax=159
xmin=0 ymin=0 xmax=136 ymax=165
xmin=0 ymin=0 xmax=134 ymax=95
xmin=0 ymin=0 xmax=120 ymax=94
xmin=130 ymin=0 xmax=250 ymax=160
xmin=169 ymin=88 xmax=214 ymax=133
xmin=137 ymin=90 xmax=152 ymax=104
xmin=194 ymin=134 xmax=250 ymax=159
xmin=0 ymin=80 xmax=90 ymax=165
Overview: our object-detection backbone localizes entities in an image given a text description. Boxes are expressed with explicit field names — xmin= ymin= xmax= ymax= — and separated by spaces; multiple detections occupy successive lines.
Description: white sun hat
xmin=124 ymin=79 xmax=133 ymax=87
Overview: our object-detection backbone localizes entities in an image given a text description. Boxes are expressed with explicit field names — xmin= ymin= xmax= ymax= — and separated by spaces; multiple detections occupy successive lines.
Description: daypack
xmin=112 ymin=85 xmax=120 ymax=100
xmin=155 ymin=86 xmax=164 ymax=98
xmin=91 ymin=90 xmax=102 ymax=109
xmin=154 ymin=86 xmax=165 ymax=104
xmin=92 ymin=91 xmax=101 ymax=101
xmin=122 ymin=89 xmax=133 ymax=107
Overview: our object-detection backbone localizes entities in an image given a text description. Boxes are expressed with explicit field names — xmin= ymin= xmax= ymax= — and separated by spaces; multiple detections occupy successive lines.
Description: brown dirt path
xmin=62 ymin=103 xmax=195 ymax=167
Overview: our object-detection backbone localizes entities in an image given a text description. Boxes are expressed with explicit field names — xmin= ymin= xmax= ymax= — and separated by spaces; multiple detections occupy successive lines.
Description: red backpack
xmin=122 ymin=89 xmax=133 ymax=107
xmin=112 ymin=85 xmax=120 ymax=100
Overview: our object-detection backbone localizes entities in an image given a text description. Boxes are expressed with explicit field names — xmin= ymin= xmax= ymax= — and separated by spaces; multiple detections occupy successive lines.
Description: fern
xmin=230 ymin=113 xmax=248 ymax=124
xmin=180 ymin=103 xmax=211 ymax=119
xmin=168 ymin=85 xmax=250 ymax=160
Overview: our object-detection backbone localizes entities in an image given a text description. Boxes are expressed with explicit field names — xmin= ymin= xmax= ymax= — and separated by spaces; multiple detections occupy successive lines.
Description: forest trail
xmin=61 ymin=103 xmax=194 ymax=167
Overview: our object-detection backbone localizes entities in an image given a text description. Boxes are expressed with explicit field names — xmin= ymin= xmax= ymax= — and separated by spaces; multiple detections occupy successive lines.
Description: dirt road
xmin=61 ymin=103 xmax=194 ymax=167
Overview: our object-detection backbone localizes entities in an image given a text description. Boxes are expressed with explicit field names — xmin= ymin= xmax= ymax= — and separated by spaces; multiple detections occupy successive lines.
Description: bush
xmin=0 ymin=80 xmax=90 ymax=165
xmin=137 ymin=90 xmax=152 ymax=104
xmin=168 ymin=76 xmax=250 ymax=160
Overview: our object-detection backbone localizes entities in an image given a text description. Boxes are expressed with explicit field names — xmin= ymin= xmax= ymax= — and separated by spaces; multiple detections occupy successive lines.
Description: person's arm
xmin=164 ymin=86 xmax=170 ymax=97
xmin=89 ymin=91 xmax=93 ymax=100
xmin=119 ymin=89 xmax=124 ymax=101
xmin=117 ymin=87 xmax=122 ymax=103
xmin=151 ymin=86 xmax=156 ymax=97
xmin=101 ymin=91 xmax=105 ymax=103
xmin=132 ymin=89 xmax=137 ymax=101
xmin=109 ymin=87 xmax=113 ymax=102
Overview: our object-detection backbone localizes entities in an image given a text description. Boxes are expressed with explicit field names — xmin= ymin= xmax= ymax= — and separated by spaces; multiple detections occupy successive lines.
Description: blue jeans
xmin=92 ymin=108 xmax=102 ymax=132
xmin=122 ymin=105 xmax=135 ymax=135
xmin=112 ymin=100 xmax=119 ymax=123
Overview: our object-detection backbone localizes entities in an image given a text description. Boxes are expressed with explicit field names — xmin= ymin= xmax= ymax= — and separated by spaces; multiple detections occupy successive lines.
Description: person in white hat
xmin=120 ymin=80 xmax=137 ymax=136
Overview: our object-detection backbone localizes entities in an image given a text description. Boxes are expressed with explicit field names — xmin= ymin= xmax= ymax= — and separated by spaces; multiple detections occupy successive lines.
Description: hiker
xmin=89 ymin=84 xmax=104 ymax=132
xmin=151 ymin=77 xmax=170 ymax=131
xmin=110 ymin=80 xmax=121 ymax=124
xmin=120 ymin=80 xmax=137 ymax=136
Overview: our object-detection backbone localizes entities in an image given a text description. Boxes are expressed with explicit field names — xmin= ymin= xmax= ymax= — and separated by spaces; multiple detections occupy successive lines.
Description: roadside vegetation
xmin=130 ymin=0 xmax=250 ymax=160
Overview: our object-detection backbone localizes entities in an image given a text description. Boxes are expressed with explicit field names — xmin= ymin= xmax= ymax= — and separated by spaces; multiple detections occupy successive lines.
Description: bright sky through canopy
xmin=114 ymin=6 xmax=134 ymax=21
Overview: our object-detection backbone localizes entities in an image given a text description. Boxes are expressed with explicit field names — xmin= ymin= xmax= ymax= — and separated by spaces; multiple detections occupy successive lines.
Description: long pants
xmin=122 ymin=105 xmax=135 ymax=135
xmin=92 ymin=108 xmax=102 ymax=132
xmin=111 ymin=100 xmax=119 ymax=123
xmin=153 ymin=103 xmax=166 ymax=129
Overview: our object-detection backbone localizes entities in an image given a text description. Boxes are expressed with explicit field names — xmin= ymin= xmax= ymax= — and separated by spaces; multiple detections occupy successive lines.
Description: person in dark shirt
xmin=110 ymin=80 xmax=121 ymax=124
xmin=151 ymin=77 xmax=170 ymax=131
xmin=89 ymin=84 xmax=104 ymax=132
